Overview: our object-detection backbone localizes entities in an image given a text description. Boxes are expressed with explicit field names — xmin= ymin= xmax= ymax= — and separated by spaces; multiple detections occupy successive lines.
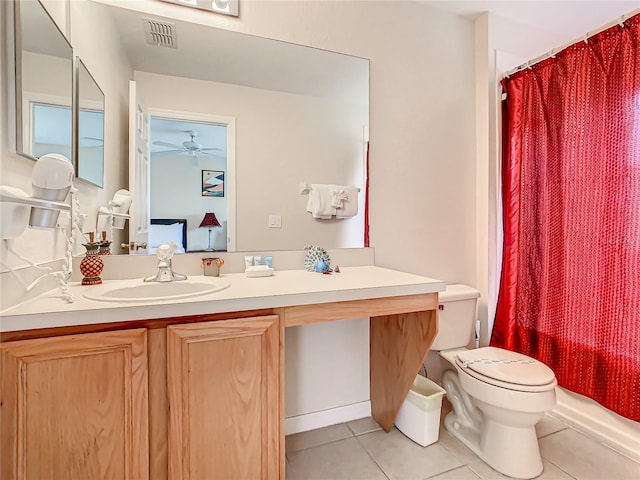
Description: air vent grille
xmin=144 ymin=19 xmax=177 ymax=48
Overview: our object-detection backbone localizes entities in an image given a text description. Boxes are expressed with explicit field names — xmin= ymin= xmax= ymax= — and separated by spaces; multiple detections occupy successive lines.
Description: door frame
xmin=147 ymin=108 xmax=236 ymax=253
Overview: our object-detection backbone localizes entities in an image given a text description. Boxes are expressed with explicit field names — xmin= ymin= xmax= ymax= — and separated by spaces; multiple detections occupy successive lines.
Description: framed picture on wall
xmin=202 ymin=170 xmax=224 ymax=197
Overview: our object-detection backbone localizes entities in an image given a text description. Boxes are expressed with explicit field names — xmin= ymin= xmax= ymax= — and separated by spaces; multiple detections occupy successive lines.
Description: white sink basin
xmin=83 ymin=277 xmax=231 ymax=303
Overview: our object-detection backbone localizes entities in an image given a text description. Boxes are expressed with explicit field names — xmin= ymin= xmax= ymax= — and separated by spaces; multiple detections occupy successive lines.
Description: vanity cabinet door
xmin=167 ymin=315 xmax=280 ymax=480
xmin=0 ymin=328 xmax=149 ymax=480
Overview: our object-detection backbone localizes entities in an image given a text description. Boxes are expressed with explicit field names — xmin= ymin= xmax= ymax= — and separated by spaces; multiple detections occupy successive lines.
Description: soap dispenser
xmin=80 ymin=233 xmax=104 ymax=285
xmin=98 ymin=231 xmax=111 ymax=255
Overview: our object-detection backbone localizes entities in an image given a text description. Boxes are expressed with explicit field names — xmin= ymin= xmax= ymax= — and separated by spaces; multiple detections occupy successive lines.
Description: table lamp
xmin=199 ymin=212 xmax=221 ymax=251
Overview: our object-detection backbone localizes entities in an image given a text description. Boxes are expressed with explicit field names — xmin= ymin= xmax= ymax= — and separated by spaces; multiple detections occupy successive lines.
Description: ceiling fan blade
xmin=151 ymin=149 xmax=184 ymax=157
xmin=152 ymin=140 xmax=184 ymax=149
xmin=200 ymin=147 xmax=222 ymax=152
xmin=197 ymin=152 xmax=226 ymax=160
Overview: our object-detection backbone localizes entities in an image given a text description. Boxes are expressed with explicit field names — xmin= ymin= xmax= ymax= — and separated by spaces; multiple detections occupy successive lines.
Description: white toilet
xmin=433 ymin=285 xmax=557 ymax=479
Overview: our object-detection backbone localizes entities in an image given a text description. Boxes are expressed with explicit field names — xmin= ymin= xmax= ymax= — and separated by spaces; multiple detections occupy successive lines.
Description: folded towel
xmin=307 ymin=184 xmax=337 ymax=219
xmin=331 ymin=189 xmax=349 ymax=208
xmin=335 ymin=186 xmax=359 ymax=219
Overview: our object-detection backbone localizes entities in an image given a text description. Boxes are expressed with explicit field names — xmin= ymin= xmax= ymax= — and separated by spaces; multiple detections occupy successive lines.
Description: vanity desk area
xmin=1 ymin=265 xmax=444 ymax=480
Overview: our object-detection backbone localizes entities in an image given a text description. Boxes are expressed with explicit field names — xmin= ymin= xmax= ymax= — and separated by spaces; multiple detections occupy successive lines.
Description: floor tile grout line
xmin=537 ymin=425 xmax=570 ymax=440
xmin=353 ymin=430 xmax=392 ymax=480
xmin=437 ymin=434 xmax=480 ymax=466
xmin=285 ymin=421 xmax=383 ymax=455
xmin=541 ymin=456 xmax=579 ymax=480
xmin=284 ymin=437 xmax=353 ymax=455
xmin=423 ymin=464 xmax=483 ymax=480
xmin=285 ymin=431 xmax=355 ymax=455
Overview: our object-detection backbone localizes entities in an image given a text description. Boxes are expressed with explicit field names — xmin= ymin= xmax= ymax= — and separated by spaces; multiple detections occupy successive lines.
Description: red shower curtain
xmin=493 ymin=14 xmax=640 ymax=422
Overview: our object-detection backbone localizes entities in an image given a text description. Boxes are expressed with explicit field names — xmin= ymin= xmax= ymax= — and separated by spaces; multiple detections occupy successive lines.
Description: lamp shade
xmin=199 ymin=212 xmax=221 ymax=228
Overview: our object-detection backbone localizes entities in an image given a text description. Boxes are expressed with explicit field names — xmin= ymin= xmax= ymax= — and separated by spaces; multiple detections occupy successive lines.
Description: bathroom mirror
xmin=83 ymin=1 xmax=369 ymax=253
xmin=14 ymin=0 xmax=73 ymax=161
xmin=75 ymin=58 xmax=105 ymax=188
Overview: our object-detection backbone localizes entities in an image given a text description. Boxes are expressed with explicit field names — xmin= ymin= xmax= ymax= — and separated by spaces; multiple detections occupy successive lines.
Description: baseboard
xmin=550 ymin=388 xmax=640 ymax=463
xmin=285 ymin=401 xmax=371 ymax=436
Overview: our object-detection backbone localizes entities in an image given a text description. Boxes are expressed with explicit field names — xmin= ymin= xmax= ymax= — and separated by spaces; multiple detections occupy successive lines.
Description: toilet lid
xmin=455 ymin=347 xmax=555 ymax=387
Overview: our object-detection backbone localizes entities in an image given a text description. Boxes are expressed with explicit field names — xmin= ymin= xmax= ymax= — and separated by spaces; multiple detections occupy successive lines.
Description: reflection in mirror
xmin=15 ymin=0 xmax=73 ymax=161
xmin=88 ymin=2 xmax=369 ymax=253
xmin=76 ymin=58 xmax=105 ymax=187
xmin=149 ymin=117 xmax=229 ymax=252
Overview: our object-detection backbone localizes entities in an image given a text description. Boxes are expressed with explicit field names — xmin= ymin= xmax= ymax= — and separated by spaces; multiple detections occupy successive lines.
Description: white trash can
xmin=394 ymin=375 xmax=446 ymax=447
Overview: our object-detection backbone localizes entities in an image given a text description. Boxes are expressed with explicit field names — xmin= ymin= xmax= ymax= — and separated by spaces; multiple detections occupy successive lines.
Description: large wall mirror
xmin=81 ymin=1 xmax=369 ymax=254
xmin=76 ymin=58 xmax=105 ymax=187
xmin=14 ymin=0 xmax=73 ymax=162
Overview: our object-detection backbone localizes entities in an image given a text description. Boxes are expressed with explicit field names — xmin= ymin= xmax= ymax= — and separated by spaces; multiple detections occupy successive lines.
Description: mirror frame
xmin=74 ymin=56 xmax=105 ymax=188
xmin=14 ymin=0 xmax=73 ymax=163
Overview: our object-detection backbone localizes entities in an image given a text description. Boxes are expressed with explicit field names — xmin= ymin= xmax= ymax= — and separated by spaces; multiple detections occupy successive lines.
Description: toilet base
xmin=444 ymin=411 xmax=543 ymax=479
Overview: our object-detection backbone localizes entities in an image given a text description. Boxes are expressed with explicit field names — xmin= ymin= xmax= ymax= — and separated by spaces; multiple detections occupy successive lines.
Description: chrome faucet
xmin=144 ymin=243 xmax=187 ymax=282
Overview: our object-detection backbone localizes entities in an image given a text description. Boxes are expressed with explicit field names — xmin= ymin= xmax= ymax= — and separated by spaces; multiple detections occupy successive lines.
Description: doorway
xmin=149 ymin=113 xmax=235 ymax=252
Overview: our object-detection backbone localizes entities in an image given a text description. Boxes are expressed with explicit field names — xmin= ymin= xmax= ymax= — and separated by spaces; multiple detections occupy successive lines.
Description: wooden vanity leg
xmin=148 ymin=328 xmax=169 ymax=480
xmin=277 ymin=308 xmax=286 ymax=480
xmin=370 ymin=310 xmax=438 ymax=432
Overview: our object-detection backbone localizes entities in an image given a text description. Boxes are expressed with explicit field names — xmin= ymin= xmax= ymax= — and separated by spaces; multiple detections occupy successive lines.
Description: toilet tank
xmin=430 ymin=284 xmax=480 ymax=351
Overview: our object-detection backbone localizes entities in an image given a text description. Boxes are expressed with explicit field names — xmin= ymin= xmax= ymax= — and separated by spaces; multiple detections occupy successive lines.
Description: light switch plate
xmin=268 ymin=215 xmax=282 ymax=228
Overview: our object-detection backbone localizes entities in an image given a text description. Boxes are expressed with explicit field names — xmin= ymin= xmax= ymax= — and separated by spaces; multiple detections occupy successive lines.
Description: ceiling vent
xmin=143 ymin=18 xmax=177 ymax=48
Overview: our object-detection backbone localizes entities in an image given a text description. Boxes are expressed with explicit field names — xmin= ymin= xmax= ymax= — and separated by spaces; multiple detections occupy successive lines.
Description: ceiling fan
xmin=151 ymin=130 xmax=222 ymax=157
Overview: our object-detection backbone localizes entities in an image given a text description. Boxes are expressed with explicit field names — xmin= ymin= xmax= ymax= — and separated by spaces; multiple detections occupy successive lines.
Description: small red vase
xmin=81 ymin=243 xmax=104 ymax=285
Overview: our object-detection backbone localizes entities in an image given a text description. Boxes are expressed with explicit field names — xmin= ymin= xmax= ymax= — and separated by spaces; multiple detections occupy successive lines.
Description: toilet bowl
xmin=432 ymin=285 xmax=557 ymax=479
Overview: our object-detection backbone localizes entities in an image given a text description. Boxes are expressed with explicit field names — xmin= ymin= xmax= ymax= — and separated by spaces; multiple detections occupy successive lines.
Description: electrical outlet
xmin=268 ymin=215 xmax=282 ymax=228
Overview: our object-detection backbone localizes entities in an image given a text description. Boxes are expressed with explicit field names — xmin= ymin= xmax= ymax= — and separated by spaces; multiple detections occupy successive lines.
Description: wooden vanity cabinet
xmin=165 ymin=315 xmax=281 ymax=480
xmin=0 ymin=328 xmax=149 ymax=480
xmin=1 ymin=314 xmax=282 ymax=480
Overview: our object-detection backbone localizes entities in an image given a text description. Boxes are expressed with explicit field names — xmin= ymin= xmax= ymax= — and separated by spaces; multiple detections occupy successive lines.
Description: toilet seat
xmin=455 ymin=347 xmax=556 ymax=393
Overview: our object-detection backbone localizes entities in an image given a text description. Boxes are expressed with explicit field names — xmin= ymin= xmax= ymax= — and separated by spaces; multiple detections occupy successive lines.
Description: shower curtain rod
xmin=504 ymin=8 xmax=639 ymax=78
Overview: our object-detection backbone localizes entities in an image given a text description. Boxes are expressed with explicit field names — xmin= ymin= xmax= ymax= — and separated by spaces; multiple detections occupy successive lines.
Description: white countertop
xmin=0 ymin=266 xmax=445 ymax=333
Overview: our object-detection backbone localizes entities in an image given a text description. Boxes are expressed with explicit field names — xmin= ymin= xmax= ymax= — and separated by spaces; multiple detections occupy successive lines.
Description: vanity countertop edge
xmin=0 ymin=266 xmax=445 ymax=333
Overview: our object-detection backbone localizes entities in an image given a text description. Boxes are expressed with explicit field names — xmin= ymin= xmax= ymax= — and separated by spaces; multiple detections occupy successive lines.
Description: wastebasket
xmin=394 ymin=375 xmax=446 ymax=447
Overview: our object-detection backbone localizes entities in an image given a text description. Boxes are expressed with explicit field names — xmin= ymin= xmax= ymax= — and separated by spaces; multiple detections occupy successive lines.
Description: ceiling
xmin=422 ymin=1 xmax=638 ymax=41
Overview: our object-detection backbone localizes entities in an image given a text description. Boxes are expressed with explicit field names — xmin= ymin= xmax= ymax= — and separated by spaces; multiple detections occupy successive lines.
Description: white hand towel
xmin=306 ymin=184 xmax=337 ymax=219
xmin=331 ymin=189 xmax=348 ymax=208
xmin=335 ymin=186 xmax=359 ymax=218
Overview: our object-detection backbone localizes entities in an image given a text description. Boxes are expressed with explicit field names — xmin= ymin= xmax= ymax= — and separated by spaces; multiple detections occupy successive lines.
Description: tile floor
xmin=285 ymin=414 xmax=640 ymax=480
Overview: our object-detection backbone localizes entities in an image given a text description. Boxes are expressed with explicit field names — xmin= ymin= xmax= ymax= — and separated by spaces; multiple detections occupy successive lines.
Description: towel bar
xmin=299 ymin=182 xmax=361 ymax=195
